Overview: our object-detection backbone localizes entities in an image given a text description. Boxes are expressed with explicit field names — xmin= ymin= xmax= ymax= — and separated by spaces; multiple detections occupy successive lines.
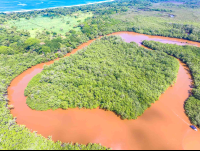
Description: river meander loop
xmin=7 ymin=32 xmax=200 ymax=150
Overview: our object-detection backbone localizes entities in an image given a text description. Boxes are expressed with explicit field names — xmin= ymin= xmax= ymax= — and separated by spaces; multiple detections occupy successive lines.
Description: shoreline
xmin=3 ymin=0 xmax=115 ymax=14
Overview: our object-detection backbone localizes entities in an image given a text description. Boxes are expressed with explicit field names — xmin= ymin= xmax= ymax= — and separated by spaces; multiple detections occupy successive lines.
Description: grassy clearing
xmin=152 ymin=3 xmax=200 ymax=23
xmin=112 ymin=8 xmax=200 ymax=30
xmin=8 ymin=12 xmax=93 ymax=37
xmin=120 ymin=3 xmax=200 ymax=28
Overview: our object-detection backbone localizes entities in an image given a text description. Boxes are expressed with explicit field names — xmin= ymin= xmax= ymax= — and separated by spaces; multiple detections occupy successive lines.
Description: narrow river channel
xmin=7 ymin=32 xmax=200 ymax=150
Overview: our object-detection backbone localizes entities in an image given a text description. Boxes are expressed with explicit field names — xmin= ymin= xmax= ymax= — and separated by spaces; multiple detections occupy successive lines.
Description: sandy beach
xmin=3 ymin=0 xmax=115 ymax=14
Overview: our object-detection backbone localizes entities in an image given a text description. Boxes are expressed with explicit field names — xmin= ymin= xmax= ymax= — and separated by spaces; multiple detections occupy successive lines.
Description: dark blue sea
xmin=0 ymin=0 xmax=113 ymax=13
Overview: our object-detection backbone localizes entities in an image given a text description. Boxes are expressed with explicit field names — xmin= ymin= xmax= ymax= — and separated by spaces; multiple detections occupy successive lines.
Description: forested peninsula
xmin=25 ymin=36 xmax=179 ymax=119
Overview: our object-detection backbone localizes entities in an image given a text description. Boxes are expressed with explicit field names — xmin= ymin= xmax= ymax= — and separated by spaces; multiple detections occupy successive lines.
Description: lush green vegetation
xmin=25 ymin=36 xmax=179 ymax=119
xmin=0 ymin=26 xmax=89 ymax=55
xmin=8 ymin=12 xmax=93 ymax=37
xmin=0 ymin=52 xmax=108 ymax=150
xmin=142 ymin=40 xmax=200 ymax=127
xmin=0 ymin=27 xmax=29 ymax=48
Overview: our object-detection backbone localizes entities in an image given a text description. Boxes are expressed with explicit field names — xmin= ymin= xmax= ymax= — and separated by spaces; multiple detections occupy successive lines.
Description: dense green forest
xmin=0 ymin=26 xmax=91 ymax=55
xmin=142 ymin=40 xmax=200 ymax=127
xmin=25 ymin=36 xmax=179 ymax=119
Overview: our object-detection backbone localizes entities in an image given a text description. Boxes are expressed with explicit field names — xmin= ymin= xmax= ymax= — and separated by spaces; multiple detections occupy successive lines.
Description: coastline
xmin=3 ymin=0 xmax=115 ymax=14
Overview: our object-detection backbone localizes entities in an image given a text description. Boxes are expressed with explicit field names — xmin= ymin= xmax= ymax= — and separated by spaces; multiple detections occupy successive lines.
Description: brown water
xmin=7 ymin=32 xmax=200 ymax=150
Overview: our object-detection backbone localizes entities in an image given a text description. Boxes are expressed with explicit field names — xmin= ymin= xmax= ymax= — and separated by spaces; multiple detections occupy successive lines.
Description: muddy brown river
xmin=7 ymin=32 xmax=200 ymax=150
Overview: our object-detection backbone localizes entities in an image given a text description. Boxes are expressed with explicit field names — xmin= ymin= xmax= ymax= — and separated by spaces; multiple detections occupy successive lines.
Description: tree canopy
xmin=25 ymin=36 xmax=179 ymax=119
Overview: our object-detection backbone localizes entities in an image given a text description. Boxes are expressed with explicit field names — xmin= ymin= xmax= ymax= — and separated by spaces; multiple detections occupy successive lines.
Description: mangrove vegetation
xmin=25 ymin=36 xmax=179 ymax=119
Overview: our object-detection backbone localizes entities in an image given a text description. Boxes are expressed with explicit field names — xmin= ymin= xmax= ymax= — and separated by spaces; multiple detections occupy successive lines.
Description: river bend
xmin=8 ymin=32 xmax=200 ymax=150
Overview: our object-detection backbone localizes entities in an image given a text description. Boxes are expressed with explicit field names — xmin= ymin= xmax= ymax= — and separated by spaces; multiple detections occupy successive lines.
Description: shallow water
xmin=0 ymin=0 xmax=113 ymax=13
xmin=8 ymin=32 xmax=200 ymax=150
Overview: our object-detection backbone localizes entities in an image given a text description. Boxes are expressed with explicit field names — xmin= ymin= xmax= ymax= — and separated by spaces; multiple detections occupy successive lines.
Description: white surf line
xmin=3 ymin=0 xmax=115 ymax=13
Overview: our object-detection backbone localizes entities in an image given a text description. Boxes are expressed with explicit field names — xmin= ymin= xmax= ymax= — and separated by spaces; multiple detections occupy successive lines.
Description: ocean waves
xmin=0 ymin=0 xmax=113 ymax=13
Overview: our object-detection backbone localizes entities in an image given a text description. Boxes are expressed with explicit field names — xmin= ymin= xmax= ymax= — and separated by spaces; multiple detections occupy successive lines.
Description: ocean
xmin=0 ymin=0 xmax=113 ymax=13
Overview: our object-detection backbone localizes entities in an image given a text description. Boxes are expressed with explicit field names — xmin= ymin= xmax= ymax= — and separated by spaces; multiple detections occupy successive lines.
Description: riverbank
xmin=7 ymin=32 xmax=200 ymax=150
